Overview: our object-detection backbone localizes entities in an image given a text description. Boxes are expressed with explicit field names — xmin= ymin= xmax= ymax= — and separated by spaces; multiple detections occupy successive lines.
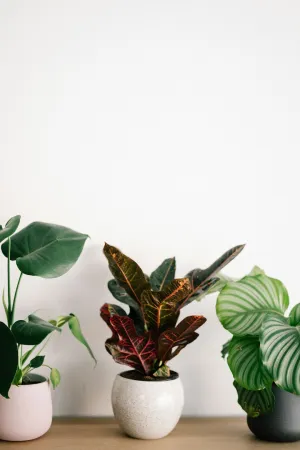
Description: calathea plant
xmin=216 ymin=267 xmax=300 ymax=417
xmin=0 ymin=215 xmax=96 ymax=398
xmin=101 ymin=242 xmax=244 ymax=378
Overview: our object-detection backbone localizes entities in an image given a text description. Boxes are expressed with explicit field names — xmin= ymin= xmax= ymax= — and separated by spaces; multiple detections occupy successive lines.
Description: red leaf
xmin=100 ymin=303 xmax=127 ymax=352
xmin=108 ymin=315 xmax=156 ymax=375
xmin=158 ymin=315 xmax=207 ymax=363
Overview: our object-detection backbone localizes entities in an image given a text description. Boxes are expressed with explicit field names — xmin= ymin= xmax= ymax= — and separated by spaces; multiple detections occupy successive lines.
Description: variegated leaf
xmin=153 ymin=365 xmax=170 ymax=378
xmin=100 ymin=303 xmax=127 ymax=351
xmin=107 ymin=315 xmax=156 ymax=375
xmin=103 ymin=243 xmax=150 ymax=306
xmin=228 ymin=336 xmax=272 ymax=390
xmin=158 ymin=315 xmax=206 ymax=363
xmin=289 ymin=303 xmax=300 ymax=326
xmin=150 ymin=257 xmax=176 ymax=291
xmin=234 ymin=381 xmax=274 ymax=418
xmin=180 ymin=244 xmax=245 ymax=308
xmin=141 ymin=278 xmax=191 ymax=332
xmin=261 ymin=313 xmax=300 ymax=395
xmin=216 ymin=274 xmax=289 ymax=335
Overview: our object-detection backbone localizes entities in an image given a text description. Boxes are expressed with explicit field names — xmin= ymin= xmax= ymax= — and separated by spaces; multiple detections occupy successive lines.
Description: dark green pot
xmin=247 ymin=385 xmax=300 ymax=442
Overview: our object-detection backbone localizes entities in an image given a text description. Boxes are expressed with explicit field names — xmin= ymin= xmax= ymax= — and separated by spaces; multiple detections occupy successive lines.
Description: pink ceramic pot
xmin=0 ymin=375 xmax=52 ymax=441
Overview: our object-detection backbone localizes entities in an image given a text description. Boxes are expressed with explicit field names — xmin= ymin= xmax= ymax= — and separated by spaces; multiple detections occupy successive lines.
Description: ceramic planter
xmin=0 ymin=374 xmax=52 ymax=442
xmin=247 ymin=385 xmax=300 ymax=442
xmin=112 ymin=370 xmax=184 ymax=439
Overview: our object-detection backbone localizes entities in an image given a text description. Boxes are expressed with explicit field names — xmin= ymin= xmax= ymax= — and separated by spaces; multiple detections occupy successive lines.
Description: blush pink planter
xmin=0 ymin=375 xmax=52 ymax=442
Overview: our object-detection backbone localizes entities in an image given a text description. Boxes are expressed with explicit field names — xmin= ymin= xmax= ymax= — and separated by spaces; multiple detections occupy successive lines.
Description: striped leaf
xmin=289 ymin=303 xmax=300 ymax=326
xmin=216 ymin=275 xmax=289 ymax=335
xmin=234 ymin=381 xmax=275 ymax=418
xmin=228 ymin=336 xmax=272 ymax=390
xmin=261 ymin=313 xmax=300 ymax=395
xmin=141 ymin=278 xmax=191 ymax=333
xmin=150 ymin=258 xmax=176 ymax=291
xmin=221 ymin=339 xmax=231 ymax=359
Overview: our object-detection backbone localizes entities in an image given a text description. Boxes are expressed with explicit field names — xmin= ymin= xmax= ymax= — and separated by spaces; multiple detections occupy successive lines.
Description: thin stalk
xmin=7 ymin=237 xmax=12 ymax=327
xmin=11 ymin=272 xmax=23 ymax=325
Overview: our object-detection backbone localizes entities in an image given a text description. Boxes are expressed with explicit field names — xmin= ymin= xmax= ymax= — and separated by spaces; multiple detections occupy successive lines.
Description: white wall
xmin=0 ymin=0 xmax=299 ymax=417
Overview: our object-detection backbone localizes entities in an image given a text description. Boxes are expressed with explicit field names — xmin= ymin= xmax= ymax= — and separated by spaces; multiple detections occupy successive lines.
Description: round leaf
xmin=289 ymin=303 xmax=300 ymax=326
xmin=261 ymin=314 xmax=300 ymax=395
xmin=234 ymin=381 xmax=275 ymax=418
xmin=1 ymin=222 xmax=88 ymax=278
xmin=0 ymin=322 xmax=18 ymax=398
xmin=228 ymin=336 xmax=272 ymax=390
xmin=216 ymin=274 xmax=289 ymax=335
xmin=0 ymin=215 xmax=21 ymax=244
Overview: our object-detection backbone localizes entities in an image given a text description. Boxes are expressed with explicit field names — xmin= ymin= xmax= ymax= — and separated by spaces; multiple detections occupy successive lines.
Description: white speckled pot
xmin=0 ymin=375 xmax=52 ymax=442
xmin=112 ymin=370 xmax=184 ymax=440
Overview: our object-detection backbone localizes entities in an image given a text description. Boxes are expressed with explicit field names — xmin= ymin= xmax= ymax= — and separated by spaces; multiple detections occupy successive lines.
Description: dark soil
xmin=120 ymin=370 xmax=179 ymax=382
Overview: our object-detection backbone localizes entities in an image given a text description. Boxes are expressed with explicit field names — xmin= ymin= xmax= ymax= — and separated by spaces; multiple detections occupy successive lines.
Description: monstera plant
xmin=101 ymin=242 xmax=244 ymax=378
xmin=0 ymin=215 xmax=95 ymax=399
xmin=216 ymin=267 xmax=300 ymax=418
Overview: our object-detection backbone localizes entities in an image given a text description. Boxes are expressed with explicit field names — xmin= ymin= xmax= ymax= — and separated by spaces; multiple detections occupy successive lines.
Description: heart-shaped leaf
xmin=12 ymin=314 xmax=61 ymax=345
xmin=106 ymin=315 xmax=156 ymax=375
xmin=141 ymin=278 xmax=191 ymax=333
xmin=234 ymin=381 xmax=274 ymax=418
xmin=261 ymin=314 xmax=300 ymax=394
xmin=228 ymin=336 xmax=272 ymax=390
xmin=216 ymin=274 xmax=289 ymax=335
xmin=29 ymin=355 xmax=45 ymax=369
xmin=150 ymin=258 xmax=176 ymax=291
xmin=2 ymin=222 xmax=88 ymax=278
xmin=103 ymin=243 xmax=150 ymax=306
xmin=158 ymin=315 xmax=206 ymax=363
xmin=68 ymin=314 xmax=97 ymax=364
xmin=0 ymin=215 xmax=21 ymax=244
xmin=107 ymin=279 xmax=144 ymax=333
xmin=181 ymin=244 xmax=245 ymax=308
xmin=0 ymin=322 xmax=18 ymax=398
xmin=50 ymin=368 xmax=61 ymax=389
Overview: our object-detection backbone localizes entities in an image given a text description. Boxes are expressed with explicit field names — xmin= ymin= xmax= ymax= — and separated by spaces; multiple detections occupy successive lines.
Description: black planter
xmin=247 ymin=385 xmax=300 ymax=442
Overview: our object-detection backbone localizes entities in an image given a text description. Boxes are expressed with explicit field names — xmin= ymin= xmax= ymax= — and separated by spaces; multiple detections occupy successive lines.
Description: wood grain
xmin=1 ymin=417 xmax=299 ymax=449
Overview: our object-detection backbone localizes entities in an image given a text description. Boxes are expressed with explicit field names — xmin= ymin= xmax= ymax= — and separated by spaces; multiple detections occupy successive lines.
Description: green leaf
xmin=107 ymin=279 xmax=144 ymax=333
xmin=0 ymin=215 xmax=21 ymax=244
xmin=153 ymin=365 xmax=171 ymax=378
xmin=216 ymin=274 xmax=289 ymax=335
xmin=12 ymin=314 xmax=61 ymax=345
xmin=68 ymin=314 xmax=97 ymax=364
xmin=234 ymin=381 xmax=275 ymax=418
xmin=150 ymin=258 xmax=176 ymax=291
xmin=103 ymin=243 xmax=150 ymax=306
xmin=261 ymin=314 xmax=300 ymax=395
xmin=248 ymin=266 xmax=266 ymax=276
xmin=221 ymin=339 xmax=231 ymax=359
xmin=29 ymin=355 xmax=45 ymax=368
xmin=2 ymin=222 xmax=88 ymax=278
xmin=228 ymin=336 xmax=273 ymax=390
xmin=289 ymin=303 xmax=300 ymax=326
xmin=50 ymin=368 xmax=61 ymax=389
xmin=0 ymin=322 xmax=18 ymax=398
xmin=141 ymin=278 xmax=191 ymax=332
xmin=21 ymin=347 xmax=37 ymax=365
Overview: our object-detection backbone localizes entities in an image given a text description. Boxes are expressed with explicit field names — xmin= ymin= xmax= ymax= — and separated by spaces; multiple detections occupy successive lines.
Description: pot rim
xmin=12 ymin=374 xmax=49 ymax=389
xmin=117 ymin=370 xmax=180 ymax=382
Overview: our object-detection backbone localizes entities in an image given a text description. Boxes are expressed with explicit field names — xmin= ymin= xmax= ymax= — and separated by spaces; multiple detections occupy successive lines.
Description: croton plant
xmin=0 ymin=215 xmax=95 ymax=399
xmin=101 ymin=242 xmax=244 ymax=378
xmin=217 ymin=267 xmax=300 ymax=417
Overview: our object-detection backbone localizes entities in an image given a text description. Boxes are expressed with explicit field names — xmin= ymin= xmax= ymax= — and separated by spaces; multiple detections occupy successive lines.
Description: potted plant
xmin=101 ymin=242 xmax=244 ymax=440
xmin=0 ymin=215 xmax=96 ymax=442
xmin=216 ymin=266 xmax=300 ymax=442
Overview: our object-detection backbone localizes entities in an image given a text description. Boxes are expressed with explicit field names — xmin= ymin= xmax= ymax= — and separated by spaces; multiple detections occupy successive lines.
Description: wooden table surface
xmin=1 ymin=418 xmax=299 ymax=449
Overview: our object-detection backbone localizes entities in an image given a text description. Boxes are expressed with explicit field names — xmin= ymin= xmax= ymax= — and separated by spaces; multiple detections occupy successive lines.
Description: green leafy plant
xmin=0 ymin=215 xmax=96 ymax=398
xmin=216 ymin=266 xmax=300 ymax=417
xmin=101 ymin=242 xmax=244 ymax=378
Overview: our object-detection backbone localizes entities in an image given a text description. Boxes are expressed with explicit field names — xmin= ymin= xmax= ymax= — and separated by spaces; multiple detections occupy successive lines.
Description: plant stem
xmin=10 ymin=272 xmax=23 ymax=326
xmin=7 ymin=237 xmax=12 ymax=327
